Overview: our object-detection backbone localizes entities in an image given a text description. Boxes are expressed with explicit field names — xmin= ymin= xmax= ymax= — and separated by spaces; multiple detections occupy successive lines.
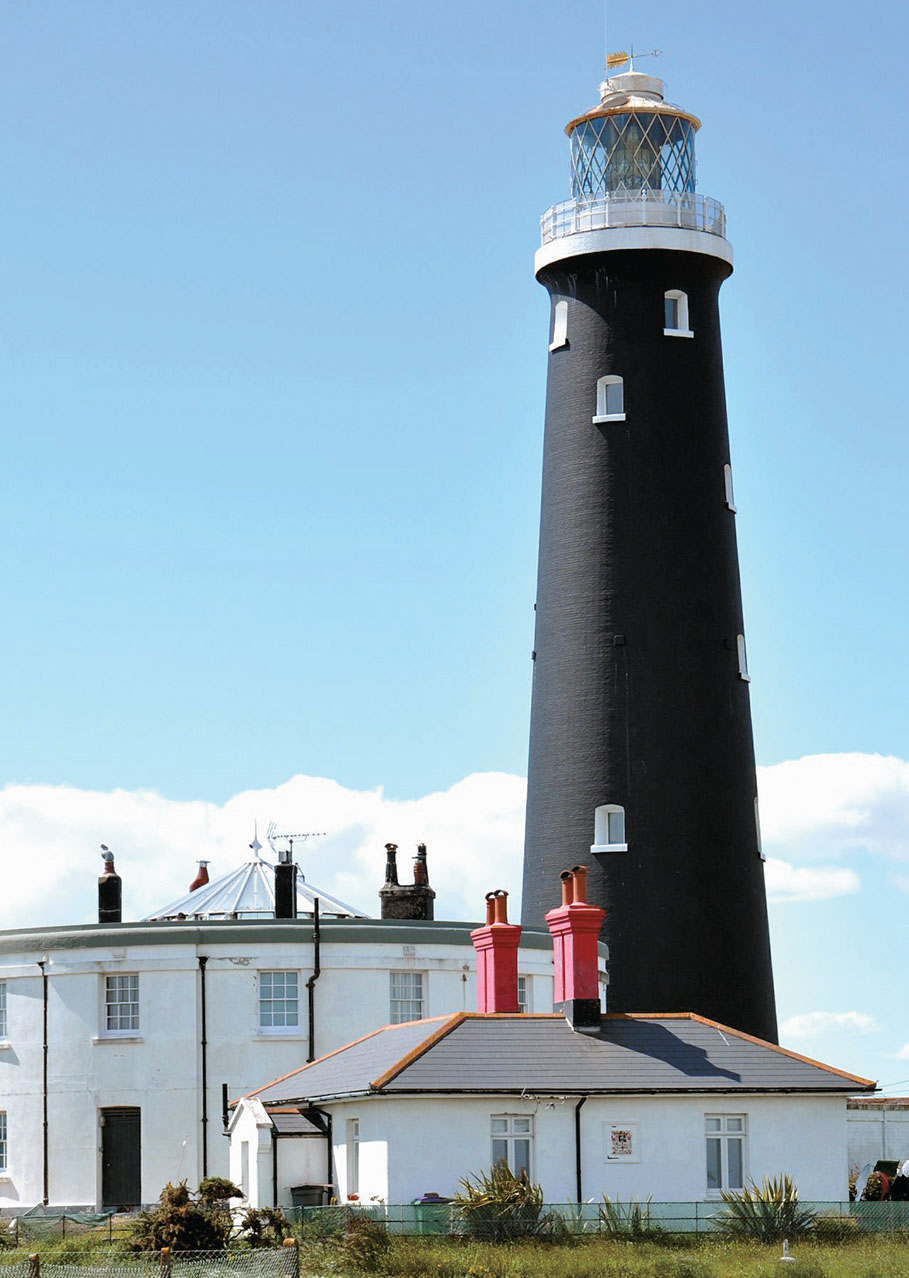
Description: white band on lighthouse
xmin=535 ymin=225 xmax=733 ymax=274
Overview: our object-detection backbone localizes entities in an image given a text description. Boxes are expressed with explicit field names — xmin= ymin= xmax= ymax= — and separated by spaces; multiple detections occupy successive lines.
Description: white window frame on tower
xmin=549 ymin=300 xmax=569 ymax=351
xmin=724 ymin=463 xmax=737 ymax=512
xmin=593 ymin=375 xmax=625 ymax=423
xmin=592 ymin=804 xmax=627 ymax=854
xmin=736 ymin=634 xmax=750 ymax=682
xmin=664 ymin=289 xmax=693 ymax=337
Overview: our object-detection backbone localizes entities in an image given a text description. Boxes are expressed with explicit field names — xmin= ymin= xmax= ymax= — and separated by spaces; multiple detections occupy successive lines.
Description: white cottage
xmin=231 ymin=866 xmax=875 ymax=1208
xmin=0 ymin=848 xmax=589 ymax=1213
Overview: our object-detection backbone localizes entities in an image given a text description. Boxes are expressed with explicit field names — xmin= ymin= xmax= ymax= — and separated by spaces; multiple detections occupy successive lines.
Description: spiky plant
xmin=452 ymin=1162 xmax=545 ymax=1241
xmin=715 ymin=1173 xmax=817 ymax=1242
xmin=598 ymin=1194 xmax=659 ymax=1239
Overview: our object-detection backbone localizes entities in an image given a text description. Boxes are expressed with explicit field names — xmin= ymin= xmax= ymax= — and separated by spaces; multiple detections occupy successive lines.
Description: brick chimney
xmin=189 ymin=860 xmax=210 ymax=892
xmin=470 ymin=890 xmax=522 ymax=1013
xmin=545 ymin=865 xmax=605 ymax=1033
xmin=98 ymin=848 xmax=122 ymax=924
xmin=379 ymin=842 xmax=436 ymax=920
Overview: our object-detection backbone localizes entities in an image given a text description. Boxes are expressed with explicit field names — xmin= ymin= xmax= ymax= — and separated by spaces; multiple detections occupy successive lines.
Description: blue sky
xmin=2 ymin=1 xmax=908 ymax=1098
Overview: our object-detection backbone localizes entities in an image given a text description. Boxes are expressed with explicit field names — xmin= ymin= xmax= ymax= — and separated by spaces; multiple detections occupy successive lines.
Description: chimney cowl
xmin=189 ymin=860 xmax=210 ymax=893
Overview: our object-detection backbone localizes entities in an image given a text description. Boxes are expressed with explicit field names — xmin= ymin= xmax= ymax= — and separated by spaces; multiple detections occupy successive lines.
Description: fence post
xmin=28 ymin=1255 xmax=39 ymax=1278
xmin=160 ymin=1246 xmax=172 ymax=1278
xmin=283 ymin=1236 xmax=299 ymax=1278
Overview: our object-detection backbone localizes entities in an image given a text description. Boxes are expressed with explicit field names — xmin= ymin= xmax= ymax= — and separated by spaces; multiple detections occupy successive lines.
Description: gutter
xmin=37 ymin=960 xmax=49 ymax=1204
xmin=305 ymin=899 xmax=321 ymax=1063
xmin=199 ymin=956 xmax=209 ymax=1176
xmin=574 ymin=1096 xmax=587 ymax=1203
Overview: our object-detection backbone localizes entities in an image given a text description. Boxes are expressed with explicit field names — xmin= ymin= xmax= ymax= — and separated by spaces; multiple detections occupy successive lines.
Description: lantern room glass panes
xmin=570 ymin=112 xmax=696 ymax=198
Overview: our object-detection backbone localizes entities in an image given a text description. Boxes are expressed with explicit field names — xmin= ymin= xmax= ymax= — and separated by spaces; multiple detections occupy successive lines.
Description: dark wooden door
xmin=101 ymin=1107 xmax=141 ymax=1209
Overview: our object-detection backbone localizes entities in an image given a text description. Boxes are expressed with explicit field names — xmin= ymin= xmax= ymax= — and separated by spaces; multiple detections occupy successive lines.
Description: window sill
xmin=726 ymin=502 xmax=737 ymax=513
xmin=548 ymin=339 xmax=568 ymax=352
xmin=591 ymin=843 xmax=628 ymax=855
xmin=592 ymin=414 xmax=626 ymax=424
xmin=92 ymin=1035 xmax=144 ymax=1045
xmin=253 ymin=1033 xmax=307 ymax=1041
xmin=738 ymin=673 xmax=751 ymax=683
xmin=0 ymin=1175 xmax=10 ymax=1183
xmin=664 ymin=328 xmax=694 ymax=339
xmin=0 ymin=1040 xmax=11 ymax=1051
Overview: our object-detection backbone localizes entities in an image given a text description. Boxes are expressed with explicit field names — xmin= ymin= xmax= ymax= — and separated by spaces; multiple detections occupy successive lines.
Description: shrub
xmin=714 ymin=1173 xmax=817 ymax=1242
xmin=239 ymin=1207 xmax=292 ymax=1247
xmin=126 ymin=1180 xmax=233 ymax=1252
xmin=197 ymin=1176 xmax=243 ymax=1206
xmin=340 ymin=1213 xmax=391 ymax=1271
xmin=452 ymin=1163 xmax=545 ymax=1241
xmin=598 ymin=1194 xmax=663 ymax=1240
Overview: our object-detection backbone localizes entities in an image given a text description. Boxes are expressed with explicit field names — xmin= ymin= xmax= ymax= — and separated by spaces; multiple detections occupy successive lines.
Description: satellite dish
xmin=854 ymin=1162 xmax=873 ymax=1201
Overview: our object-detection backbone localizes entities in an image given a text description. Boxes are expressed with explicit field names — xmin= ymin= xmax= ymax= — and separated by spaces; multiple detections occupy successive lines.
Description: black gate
xmin=101 ymin=1107 xmax=141 ymax=1209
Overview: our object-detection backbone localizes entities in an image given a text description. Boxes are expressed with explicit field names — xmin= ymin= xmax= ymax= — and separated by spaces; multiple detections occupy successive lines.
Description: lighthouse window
xmin=664 ymin=290 xmax=692 ymax=337
xmin=724 ymin=464 xmax=737 ymax=512
xmin=549 ymin=300 xmax=569 ymax=351
xmin=593 ymin=376 xmax=625 ymax=423
xmin=736 ymin=634 xmax=750 ymax=682
xmin=592 ymin=804 xmax=627 ymax=853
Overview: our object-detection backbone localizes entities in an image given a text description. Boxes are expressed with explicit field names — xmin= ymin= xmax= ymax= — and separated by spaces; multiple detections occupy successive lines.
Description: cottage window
xmin=259 ymin=971 xmax=300 ymax=1031
xmin=491 ymin=1115 xmax=533 ymax=1178
xmin=549 ymin=300 xmax=569 ymax=351
xmin=389 ymin=971 xmax=424 ymax=1023
xmin=593 ymin=375 xmax=625 ymax=423
xmin=105 ymin=974 xmax=139 ymax=1033
xmin=706 ymin=1115 xmax=746 ymax=1192
xmin=347 ymin=1118 xmax=360 ymax=1196
xmin=517 ymin=976 xmax=528 ymax=1014
xmin=0 ymin=982 xmax=6 ymax=1039
xmin=0 ymin=1112 xmax=6 ymax=1173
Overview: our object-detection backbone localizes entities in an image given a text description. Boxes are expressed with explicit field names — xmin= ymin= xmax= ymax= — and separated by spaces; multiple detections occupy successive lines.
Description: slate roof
xmin=247 ymin=1012 xmax=876 ymax=1106
xmin=269 ymin=1110 xmax=323 ymax=1136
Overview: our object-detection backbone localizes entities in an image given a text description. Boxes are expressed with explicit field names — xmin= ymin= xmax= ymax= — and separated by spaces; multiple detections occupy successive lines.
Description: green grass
xmin=321 ymin=1235 xmax=909 ymax=1278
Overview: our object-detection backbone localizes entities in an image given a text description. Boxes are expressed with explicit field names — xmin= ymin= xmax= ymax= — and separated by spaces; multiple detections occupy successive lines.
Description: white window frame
xmin=0 ymin=982 xmax=6 ymax=1040
xmin=517 ymin=975 xmax=529 ymax=1014
xmin=724 ymin=463 xmax=737 ymax=512
xmin=754 ymin=797 xmax=765 ymax=861
xmin=592 ymin=803 xmax=627 ymax=854
xmin=549 ymin=299 xmax=569 ymax=351
xmin=258 ymin=970 xmax=300 ymax=1033
xmin=346 ymin=1118 xmax=360 ymax=1196
xmin=593 ymin=375 xmax=625 ymax=423
xmin=706 ymin=1114 xmax=746 ymax=1194
xmin=104 ymin=974 xmax=139 ymax=1035
xmin=664 ymin=289 xmax=693 ymax=338
xmin=491 ymin=1114 xmax=533 ymax=1178
xmin=389 ymin=971 xmax=424 ymax=1024
xmin=736 ymin=634 xmax=750 ymax=682
xmin=604 ymin=1120 xmax=640 ymax=1162
xmin=0 ymin=1111 xmax=6 ymax=1174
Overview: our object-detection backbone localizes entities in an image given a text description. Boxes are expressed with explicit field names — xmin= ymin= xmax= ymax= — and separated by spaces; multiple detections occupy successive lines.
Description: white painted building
xmin=847 ymin=1099 xmax=909 ymax=1173
xmin=0 ymin=850 xmax=586 ymax=1213
xmin=231 ymin=1011 xmax=876 ymax=1210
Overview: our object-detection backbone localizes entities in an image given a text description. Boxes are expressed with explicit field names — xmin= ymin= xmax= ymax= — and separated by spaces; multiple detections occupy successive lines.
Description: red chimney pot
xmin=190 ymin=861 xmax=210 ymax=893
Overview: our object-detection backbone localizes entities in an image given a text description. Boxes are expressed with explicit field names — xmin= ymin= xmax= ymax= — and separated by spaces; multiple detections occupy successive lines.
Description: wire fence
xmin=0 ymin=1251 xmax=299 ymax=1278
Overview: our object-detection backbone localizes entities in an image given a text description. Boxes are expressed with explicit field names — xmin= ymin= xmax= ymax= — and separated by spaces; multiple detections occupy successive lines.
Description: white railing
xmin=541 ymin=191 xmax=726 ymax=243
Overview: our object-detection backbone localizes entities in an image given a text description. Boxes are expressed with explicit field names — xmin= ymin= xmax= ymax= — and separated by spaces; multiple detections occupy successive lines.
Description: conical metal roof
xmin=145 ymin=842 xmax=368 ymax=921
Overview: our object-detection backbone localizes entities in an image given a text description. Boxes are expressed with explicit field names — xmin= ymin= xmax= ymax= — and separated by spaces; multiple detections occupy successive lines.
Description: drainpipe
xmin=272 ymin=1128 xmax=279 ymax=1209
xmin=305 ymin=899 xmax=321 ymax=1063
xmin=198 ymin=957 xmax=209 ymax=1176
xmin=37 ymin=961 xmax=49 ymax=1204
xmin=574 ymin=1096 xmax=587 ymax=1203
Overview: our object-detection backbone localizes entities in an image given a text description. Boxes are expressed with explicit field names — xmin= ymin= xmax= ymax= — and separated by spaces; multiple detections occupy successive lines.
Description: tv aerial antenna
xmin=265 ymin=822 xmax=326 ymax=865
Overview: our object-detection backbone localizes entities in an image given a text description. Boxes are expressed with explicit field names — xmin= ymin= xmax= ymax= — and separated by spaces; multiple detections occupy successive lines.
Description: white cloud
xmin=757 ymin=753 xmax=909 ymax=863
xmin=0 ymin=772 xmax=527 ymax=931
xmin=764 ymin=857 xmax=860 ymax=902
xmin=889 ymin=1044 xmax=909 ymax=1061
xmin=780 ymin=1011 xmax=880 ymax=1039
xmin=891 ymin=874 xmax=909 ymax=894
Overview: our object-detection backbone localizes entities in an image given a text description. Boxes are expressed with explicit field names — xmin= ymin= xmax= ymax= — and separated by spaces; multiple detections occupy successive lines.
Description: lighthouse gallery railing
xmin=541 ymin=191 xmax=726 ymax=243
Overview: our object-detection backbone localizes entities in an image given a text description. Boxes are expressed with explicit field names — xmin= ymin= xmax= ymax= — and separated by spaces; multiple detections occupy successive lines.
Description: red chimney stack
xmin=545 ymin=865 xmax=605 ymax=1033
xmin=470 ymin=890 xmax=522 ymax=1013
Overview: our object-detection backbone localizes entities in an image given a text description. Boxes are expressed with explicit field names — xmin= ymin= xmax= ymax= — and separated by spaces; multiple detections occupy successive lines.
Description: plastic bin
xmin=290 ymin=1184 xmax=331 ymax=1208
xmin=413 ymin=1194 xmax=451 ymax=1235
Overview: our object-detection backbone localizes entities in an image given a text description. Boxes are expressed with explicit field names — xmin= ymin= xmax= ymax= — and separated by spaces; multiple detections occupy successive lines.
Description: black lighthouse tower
xmin=521 ymin=65 xmax=778 ymax=1044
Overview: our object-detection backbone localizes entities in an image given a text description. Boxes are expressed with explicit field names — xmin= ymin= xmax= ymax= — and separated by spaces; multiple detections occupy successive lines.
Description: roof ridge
xmin=607 ymin=1011 xmax=876 ymax=1089
xmin=370 ymin=1013 xmax=466 ymax=1090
